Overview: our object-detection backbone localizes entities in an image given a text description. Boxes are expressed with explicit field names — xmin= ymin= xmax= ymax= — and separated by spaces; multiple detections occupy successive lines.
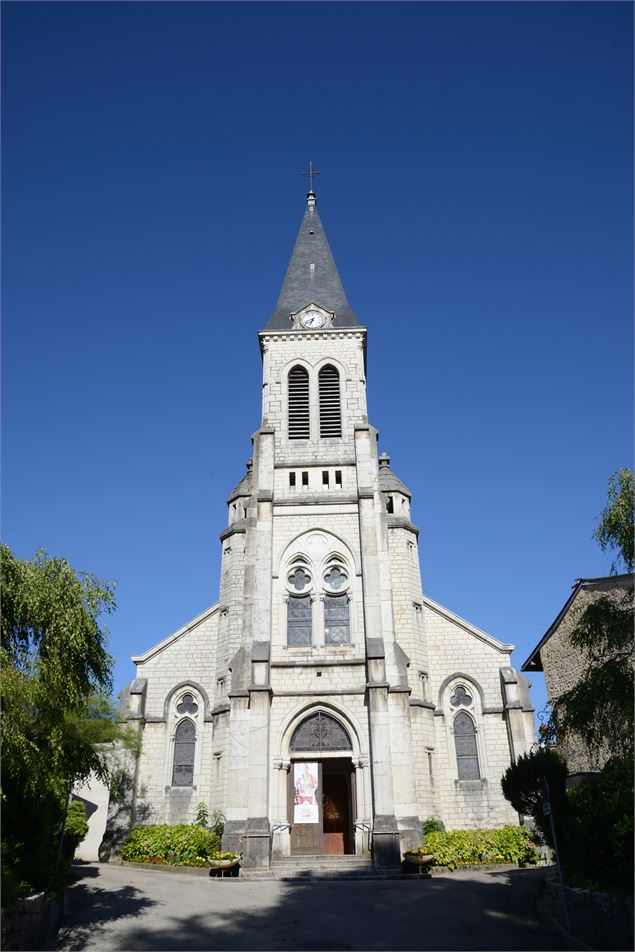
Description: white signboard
xmin=293 ymin=762 xmax=319 ymax=824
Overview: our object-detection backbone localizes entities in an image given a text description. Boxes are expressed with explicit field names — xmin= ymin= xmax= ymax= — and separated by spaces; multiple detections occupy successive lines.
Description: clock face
xmin=301 ymin=310 xmax=326 ymax=329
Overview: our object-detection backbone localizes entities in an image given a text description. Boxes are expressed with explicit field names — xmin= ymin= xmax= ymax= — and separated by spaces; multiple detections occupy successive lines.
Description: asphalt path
xmin=55 ymin=862 xmax=579 ymax=951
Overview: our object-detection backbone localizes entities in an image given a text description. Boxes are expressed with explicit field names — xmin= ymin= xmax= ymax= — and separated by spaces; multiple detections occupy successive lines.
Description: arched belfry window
xmin=288 ymin=366 xmax=310 ymax=439
xmin=454 ymin=712 xmax=480 ymax=780
xmin=172 ymin=718 xmax=196 ymax=786
xmin=290 ymin=711 xmax=352 ymax=752
xmin=318 ymin=365 xmax=342 ymax=438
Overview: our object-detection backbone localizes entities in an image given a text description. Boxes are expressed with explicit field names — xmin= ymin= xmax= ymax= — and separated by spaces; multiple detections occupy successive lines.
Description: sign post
xmin=541 ymin=777 xmax=571 ymax=935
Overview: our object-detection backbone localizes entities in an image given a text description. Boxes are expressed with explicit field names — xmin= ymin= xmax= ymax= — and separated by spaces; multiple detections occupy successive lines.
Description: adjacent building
xmin=522 ymin=573 xmax=634 ymax=775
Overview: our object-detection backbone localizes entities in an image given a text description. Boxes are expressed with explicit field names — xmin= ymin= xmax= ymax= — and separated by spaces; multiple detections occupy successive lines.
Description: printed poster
xmin=293 ymin=762 xmax=319 ymax=823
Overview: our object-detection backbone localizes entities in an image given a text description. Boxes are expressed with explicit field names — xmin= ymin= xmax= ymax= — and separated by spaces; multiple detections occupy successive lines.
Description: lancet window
xmin=454 ymin=712 xmax=480 ymax=781
xmin=172 ymin=718 xmax=196 ymax=786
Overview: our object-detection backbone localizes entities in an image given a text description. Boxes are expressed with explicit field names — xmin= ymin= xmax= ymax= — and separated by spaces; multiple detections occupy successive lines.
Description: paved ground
xmin=56 ymin=862 xmax=578 ymax=951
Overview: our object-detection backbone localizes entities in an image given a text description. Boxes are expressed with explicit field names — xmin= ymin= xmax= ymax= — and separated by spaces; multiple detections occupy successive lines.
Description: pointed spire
xmin=265 ymin=192 xmax=360 ymax=330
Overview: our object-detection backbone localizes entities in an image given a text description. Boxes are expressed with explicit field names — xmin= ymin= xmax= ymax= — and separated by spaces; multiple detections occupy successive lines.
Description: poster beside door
xmin=293 ymin=762 xmax=319 ymax=823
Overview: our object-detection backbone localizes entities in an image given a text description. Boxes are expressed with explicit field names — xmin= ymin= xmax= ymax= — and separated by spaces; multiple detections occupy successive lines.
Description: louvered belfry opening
xmin=288 ymin=366 xmax=310 ymax=439
xmin=319 ymin=364 xmax=342 ymax=438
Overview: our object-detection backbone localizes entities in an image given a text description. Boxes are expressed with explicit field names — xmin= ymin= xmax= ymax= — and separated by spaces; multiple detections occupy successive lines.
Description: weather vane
xmin=301 ymin=161 xmax=320 ymax=193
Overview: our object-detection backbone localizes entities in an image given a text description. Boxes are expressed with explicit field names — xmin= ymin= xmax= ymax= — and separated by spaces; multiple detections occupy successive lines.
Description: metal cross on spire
xmin=301 ymin=160 xmax=320 ymax=193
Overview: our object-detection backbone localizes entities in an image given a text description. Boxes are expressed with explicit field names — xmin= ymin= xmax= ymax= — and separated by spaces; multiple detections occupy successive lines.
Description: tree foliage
xmin=501 ymin=748 xmax=568 ymax=844
xmin=592 ymin=468 xmax=634 ymax=574
xmin=0 ymin=545 xmax=122 ymax=898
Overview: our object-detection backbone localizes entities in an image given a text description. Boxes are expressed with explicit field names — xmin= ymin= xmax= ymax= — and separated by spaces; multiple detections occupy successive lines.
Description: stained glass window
xmin=454 ymin=712 xmax=480 ymax=780
xmin=290 ymin=712 xmax=352 ymax=752
xmin=172 ymin=719 xmax=196 ymax=786
xmin=288 ymin=568 xmax=311 ymax=592
xmin=450 ymin=685 xmax=472 ymax=708
xmin=324 ymin=566 xmax=347 ymax=590
xmin=324 ymin=594 xmax=350 ymax=645
xmin=176 ymin=693 xmax=198 ymax=715
xmin=287 ymin=595 xmax=312 ymax=647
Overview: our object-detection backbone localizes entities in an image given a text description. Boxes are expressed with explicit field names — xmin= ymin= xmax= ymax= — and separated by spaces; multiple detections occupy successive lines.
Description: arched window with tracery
xmin=453 ymin=712 xmax=480 ymax=780
xmin=318 ymin=365 xmax=342 ymax=438
xmin=288 ymin=366 xmax=310 ymax=439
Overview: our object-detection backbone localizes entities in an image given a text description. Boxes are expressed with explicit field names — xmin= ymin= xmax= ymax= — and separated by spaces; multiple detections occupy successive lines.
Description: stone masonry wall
xmin=541 ymin=578 xmax=633 ymax=772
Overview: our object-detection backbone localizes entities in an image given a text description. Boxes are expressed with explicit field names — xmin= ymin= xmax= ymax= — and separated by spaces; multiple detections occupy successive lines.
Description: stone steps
xmin=240 ymin=854 xmax=402 ymax=881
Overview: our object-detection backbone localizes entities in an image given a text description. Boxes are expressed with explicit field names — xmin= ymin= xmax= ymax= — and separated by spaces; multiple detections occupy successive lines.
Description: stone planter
xmin=403 ymin=853 xmax=435 ymax=877
xmin=209 ymin=858 xmax=239 ymax=869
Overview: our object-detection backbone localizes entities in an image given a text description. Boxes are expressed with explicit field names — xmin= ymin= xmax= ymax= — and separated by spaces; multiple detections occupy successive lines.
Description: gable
xmin=131 ymin=603 xmax=220 ymax=664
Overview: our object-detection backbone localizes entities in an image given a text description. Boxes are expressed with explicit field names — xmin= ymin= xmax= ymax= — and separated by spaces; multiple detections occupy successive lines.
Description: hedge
xmin=424 ymin=825 xmax=539 ymax=870
xmin=120 ymin=825 xmax=222 ymax=867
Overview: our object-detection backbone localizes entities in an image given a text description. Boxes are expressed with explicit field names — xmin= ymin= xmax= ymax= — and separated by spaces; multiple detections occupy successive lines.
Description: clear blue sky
xmin=3 ymin=2 xmax=633 ymax=722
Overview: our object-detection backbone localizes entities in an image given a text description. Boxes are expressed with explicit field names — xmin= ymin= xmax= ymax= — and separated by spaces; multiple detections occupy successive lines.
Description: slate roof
xmin=227 ymin=459 xmax=253 ymax=502
xmin=265 ymin=194 xmax=360 ymax=330
xmin=378 ymin=453 xmax=412 ymax=497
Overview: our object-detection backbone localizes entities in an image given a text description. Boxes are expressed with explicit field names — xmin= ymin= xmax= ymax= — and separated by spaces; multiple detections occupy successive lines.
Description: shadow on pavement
xmin=56 ymin=863 xmax=580 ymax=952
xmin=57 ymin=866 xmax=157 ymax=951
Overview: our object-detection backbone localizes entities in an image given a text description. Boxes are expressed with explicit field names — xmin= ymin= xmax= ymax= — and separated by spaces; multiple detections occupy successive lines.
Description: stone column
xmin=241 ymin=428 xmax=275 ymax=868
xmin=354 ymin=424 xmax=401 ymax=869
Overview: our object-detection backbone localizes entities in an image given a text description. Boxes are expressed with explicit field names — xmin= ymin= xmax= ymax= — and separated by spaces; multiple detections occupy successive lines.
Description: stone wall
xmin=1 ymin=892 xmax=62 ymax=952
xmin=542 ymin=878 xmax=634 ymax=951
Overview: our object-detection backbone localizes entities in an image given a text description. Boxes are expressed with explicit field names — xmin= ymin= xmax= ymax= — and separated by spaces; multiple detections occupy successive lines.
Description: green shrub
xmin=193 ymin=802 xmax=209 ymax=827
xmin=422 ymin=816 xmax=446 ymax=839
xmin=501 ymin=747 xmax=568 ymax=845
xmin=424 ymin=826 xmax=539 ymax=870
xmin=561 ymin=757 xmax=633 ymax=893
xmin=120 ymin=824 xmax=222 ymax=866
xmin=65 ymin=801 xmax=89 ymax=841
xmin=61 ymin=800 xmax=90 ymax=862
xmin=209 ymin=809 xmax=225 ymax=838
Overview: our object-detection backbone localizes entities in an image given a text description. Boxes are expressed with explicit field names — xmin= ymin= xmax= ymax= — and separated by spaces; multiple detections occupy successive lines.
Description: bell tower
xmin=218 ymin=187 xmax=421 ymax=870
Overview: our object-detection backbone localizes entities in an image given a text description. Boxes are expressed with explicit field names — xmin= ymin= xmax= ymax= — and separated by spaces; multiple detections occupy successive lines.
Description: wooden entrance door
xmin=322 ymin=772 xmax=349 ymax=854
xmin=289 ymin=759 xmax=353 ymax=855
xmin=290 ymin=761 xmax=323 ymax=854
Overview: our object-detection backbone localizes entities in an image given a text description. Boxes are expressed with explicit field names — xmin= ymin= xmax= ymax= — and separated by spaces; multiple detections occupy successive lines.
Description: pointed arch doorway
xmin=288 ymin=711 xmax=355 ymax=855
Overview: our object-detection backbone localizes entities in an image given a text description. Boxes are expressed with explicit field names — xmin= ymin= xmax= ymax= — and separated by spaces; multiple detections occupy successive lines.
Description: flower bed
xmin=120 ymin=824 xmax=222 ymax=867
xmin=423 ymin=825 xmax=539 ymax=871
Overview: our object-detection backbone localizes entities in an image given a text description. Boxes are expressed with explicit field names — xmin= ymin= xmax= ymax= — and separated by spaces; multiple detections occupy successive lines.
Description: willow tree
xmin=1 ymin=545 xmax=118 ymax=896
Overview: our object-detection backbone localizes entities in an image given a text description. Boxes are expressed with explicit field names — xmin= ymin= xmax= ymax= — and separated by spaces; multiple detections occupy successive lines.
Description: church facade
xmin=121 ymin=190 xmax=535 ymax=870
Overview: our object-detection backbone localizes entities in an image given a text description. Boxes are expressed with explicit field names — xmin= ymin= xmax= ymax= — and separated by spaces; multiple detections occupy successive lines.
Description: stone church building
xmin=120 ymin=189 xmax=535 ymax=870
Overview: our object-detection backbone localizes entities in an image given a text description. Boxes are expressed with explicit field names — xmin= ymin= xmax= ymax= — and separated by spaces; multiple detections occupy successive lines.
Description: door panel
xmin=323 ymin=773 xmax=348 ymax=854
